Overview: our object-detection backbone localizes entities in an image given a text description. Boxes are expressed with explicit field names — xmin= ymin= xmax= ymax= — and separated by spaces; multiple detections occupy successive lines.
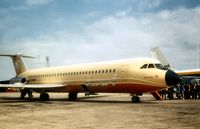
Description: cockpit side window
xmin=140 ymin=64 xmax=148 ymax=69
xmin=148 ymin=64 xmax=155 ymax=68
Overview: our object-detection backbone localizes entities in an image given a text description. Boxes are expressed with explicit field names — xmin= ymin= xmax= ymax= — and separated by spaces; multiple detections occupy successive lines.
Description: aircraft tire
xmin=40 ymin=93 xmax=49 ymax=101
xmin=131 ymin=96 xmax=140 ymax=103
xmin=68 ymin=93 xmax=77 ymax=101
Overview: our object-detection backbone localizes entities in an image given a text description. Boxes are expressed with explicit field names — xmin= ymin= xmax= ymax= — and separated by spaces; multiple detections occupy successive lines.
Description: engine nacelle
xmin=10 ymin=77 xmax=27 ymax=84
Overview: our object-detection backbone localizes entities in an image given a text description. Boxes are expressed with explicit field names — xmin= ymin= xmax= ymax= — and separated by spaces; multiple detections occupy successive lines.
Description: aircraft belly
xmin=41 ymin=83 xmax=164 ymax=93
xmin=30 ymin=78 xmax=164 ymax=93
xmin=87 ymin=83 xmax=164 ymax=93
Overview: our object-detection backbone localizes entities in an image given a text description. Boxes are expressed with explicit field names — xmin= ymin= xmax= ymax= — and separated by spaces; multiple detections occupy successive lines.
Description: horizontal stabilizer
xmin=0 ymin=53 xmax=35 ymax=58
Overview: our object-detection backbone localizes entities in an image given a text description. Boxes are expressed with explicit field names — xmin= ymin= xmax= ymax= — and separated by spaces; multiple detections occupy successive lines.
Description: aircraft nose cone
xmin=165 ymin=70 xmax=182 ymax=86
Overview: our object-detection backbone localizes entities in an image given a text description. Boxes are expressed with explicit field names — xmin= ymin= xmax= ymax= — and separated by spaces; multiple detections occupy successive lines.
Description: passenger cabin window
xmin=148 ymin=64 xmax=155 ymax=68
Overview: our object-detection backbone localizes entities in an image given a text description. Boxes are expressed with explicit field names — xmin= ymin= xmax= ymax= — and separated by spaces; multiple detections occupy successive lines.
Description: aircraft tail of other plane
xmin=151 ymin=47 xmax=174 ymax=70
xmin=0 ymin=54 xmax=35 ymax=75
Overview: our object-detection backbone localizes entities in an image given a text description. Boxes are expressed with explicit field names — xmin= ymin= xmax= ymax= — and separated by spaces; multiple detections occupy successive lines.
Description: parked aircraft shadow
xmin=0 ymin=95 xmax=109 ymax=103
xmin=0 ymin=97 xmax=41 ymax=103
xmin=0 ymin=96 xmax=157 ymax=104
xmin=77 ymin=98 xmax=157 ymax=104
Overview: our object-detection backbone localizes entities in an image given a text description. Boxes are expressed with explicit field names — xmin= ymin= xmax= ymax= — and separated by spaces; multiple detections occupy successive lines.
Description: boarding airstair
xmin=151 ymin=91 xmax=163 ymax=100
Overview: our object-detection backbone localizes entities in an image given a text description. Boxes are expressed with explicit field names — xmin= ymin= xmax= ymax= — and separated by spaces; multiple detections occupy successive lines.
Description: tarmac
xmin=0 ymin=93 xmax=199 ymax=129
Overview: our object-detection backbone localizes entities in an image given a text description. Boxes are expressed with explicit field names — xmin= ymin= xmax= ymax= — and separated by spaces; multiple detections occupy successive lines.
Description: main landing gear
xmin=20 ymin=89 xmax=49 ymax=101
xmin=131 ymin=96 xmax=140 ymax=103
xmin=20 ymin=89 xmax=33 ymax=99
xmin=40 ymin=92 xmax=49 ymax=101
xmin=68 ymin=93 xmax=78 ymax=101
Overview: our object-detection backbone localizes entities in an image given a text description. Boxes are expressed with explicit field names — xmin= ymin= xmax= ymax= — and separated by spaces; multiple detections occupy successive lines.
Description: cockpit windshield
xmin=140 ymin=64 xmax=148 ymax=69
xmin=140 ymin=63 xmax=168 ymax=70
xmin=154 ymin=64 xmax=168 ymax=70
xmin=148 ymin=64 xmax=155 ymax=68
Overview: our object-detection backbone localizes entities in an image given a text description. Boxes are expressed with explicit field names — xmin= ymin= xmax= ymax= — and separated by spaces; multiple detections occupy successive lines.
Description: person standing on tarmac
xmin=161 ymin=89 xmax=167 ymax=100
xmin=179 ymin=84 xmax=185 ymax=100
xmin=167 ymin=87 xmax=174 ymax=99
xmin=193 ymin=82 xmax=198 ymax=99
xmin=176 ymin=84 xmax=185 ymax=100
xmin=190 ymin=83 xmax=196 ymax=99
xmin=197 ymin=81 xmax=200 ymax=99
xmin=184 ymin=83 xmax=190 ymax=99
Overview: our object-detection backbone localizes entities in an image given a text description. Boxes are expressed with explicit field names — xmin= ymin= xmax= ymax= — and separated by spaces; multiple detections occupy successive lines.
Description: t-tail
xmin=0 ymin=53 xmax=35 ymax=75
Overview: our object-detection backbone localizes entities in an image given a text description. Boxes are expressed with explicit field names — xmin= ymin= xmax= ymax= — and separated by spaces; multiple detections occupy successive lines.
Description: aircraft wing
xmin=176 ymin=69 xmax=200 ymax=77
xmin=0 ymin=83 xmax=66 ymax=89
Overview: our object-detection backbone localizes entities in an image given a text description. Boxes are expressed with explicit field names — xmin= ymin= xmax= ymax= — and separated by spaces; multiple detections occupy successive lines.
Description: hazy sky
xmin=0 ymin=0 xmax=200 ymax=80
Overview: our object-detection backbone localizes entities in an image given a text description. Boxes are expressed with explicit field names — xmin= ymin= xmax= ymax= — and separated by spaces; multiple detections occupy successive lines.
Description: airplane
xmin=151 ymin=47 xmax=200 ymax=82
xmin=0 ymin=53 xmax=181 ymax=103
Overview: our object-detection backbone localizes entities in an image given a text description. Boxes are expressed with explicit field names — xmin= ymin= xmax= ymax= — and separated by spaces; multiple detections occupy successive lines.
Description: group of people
xmin=160 ymin=80 xmax=200 ymax=100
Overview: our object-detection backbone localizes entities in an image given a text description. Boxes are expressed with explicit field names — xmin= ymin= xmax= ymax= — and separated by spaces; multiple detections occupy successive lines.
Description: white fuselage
xmin=20 ymin=58 xmax=168 ymax=94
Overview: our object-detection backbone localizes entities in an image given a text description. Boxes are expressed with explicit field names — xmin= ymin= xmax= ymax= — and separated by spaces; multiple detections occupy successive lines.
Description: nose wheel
xmin=131 ymin=96 xmax=140 ymax=103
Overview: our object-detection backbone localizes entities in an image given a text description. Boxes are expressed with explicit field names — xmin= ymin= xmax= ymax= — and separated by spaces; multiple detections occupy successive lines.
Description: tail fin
xmin=0 ymin=53 xmax=35 ymax=75
xmin=151 ymin=47 xmax=173 ymax=69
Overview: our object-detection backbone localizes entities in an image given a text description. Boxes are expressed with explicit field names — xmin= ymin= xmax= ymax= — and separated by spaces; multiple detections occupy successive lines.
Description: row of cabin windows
xmin=29 ymin=69 xmax=116 ymax=78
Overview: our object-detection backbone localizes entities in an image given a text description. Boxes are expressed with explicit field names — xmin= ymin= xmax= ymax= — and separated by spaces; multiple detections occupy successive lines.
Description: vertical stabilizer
xmin=151 ymin=47 xmax=173 ymax=69
xmin=0 ymin=54 xmax=35 ymax=75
